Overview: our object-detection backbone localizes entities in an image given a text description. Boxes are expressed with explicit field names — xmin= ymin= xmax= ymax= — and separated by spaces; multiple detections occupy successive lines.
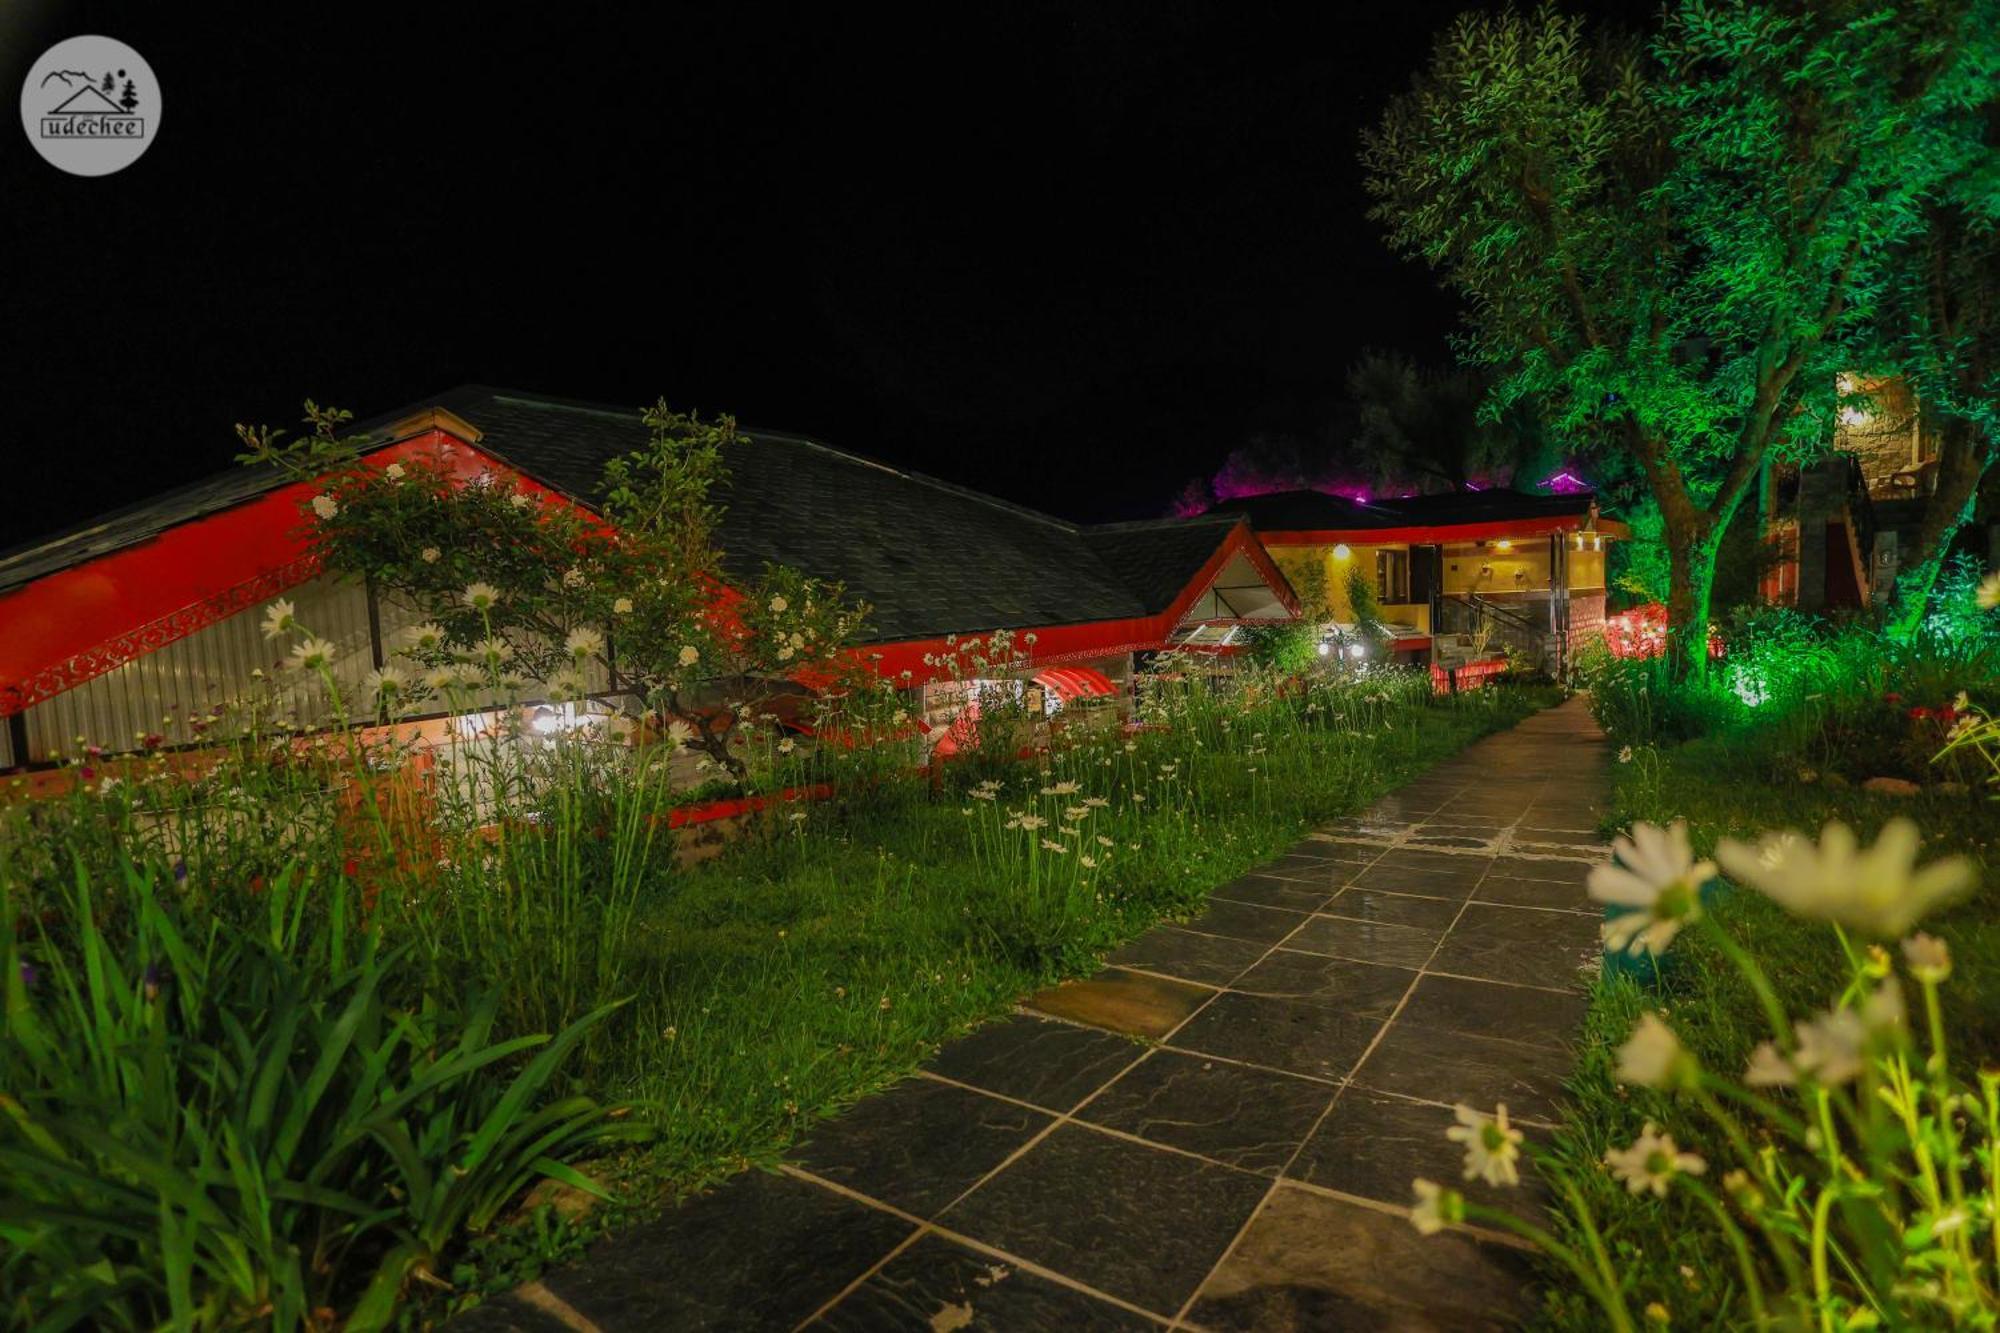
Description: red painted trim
xmin=658 ymin=782 xmax=834 ymax=828
xmin=1259 ymin=516 xmax=1631 ymax=546
xmin=0 ymin=431 xmax=593 ymax=717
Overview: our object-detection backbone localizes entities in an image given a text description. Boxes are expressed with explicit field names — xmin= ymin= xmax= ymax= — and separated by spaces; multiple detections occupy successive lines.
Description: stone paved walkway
xmin=459 ymin=698 xmax=1612 ymax=1332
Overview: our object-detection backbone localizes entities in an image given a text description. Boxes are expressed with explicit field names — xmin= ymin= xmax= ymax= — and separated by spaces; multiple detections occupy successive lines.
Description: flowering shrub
xmin=239 ymin=400 xmax=871 ymax=778
xmin=1602 ymin=603 xmax=1723 ymax=661
xmin=1408 ymin=815 xmax=1995 ymax=1328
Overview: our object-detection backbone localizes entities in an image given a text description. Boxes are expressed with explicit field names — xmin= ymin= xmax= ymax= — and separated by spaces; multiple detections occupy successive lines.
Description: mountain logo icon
xmin=20 ymin=35 xmax=159 ymax=176
xmin=46 ymin=82 xmax=131 ymax=116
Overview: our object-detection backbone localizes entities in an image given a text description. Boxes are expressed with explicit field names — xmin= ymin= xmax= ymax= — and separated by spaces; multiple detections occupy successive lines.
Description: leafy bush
xmin=1578 ymin=607 xmax=2000 ymax=785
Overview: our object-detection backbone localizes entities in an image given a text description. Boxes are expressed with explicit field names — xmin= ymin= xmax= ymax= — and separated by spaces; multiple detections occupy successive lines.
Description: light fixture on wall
xmin=1494 ymin=539 xmax=1513 ymax=552
xmin=1332 ymin=543 xmax=1352 ymax=560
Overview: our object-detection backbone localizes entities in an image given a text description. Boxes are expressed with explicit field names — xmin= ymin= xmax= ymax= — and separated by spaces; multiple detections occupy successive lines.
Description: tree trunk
xmin=1887 ymin=417 xmax=1991 ymax=639
xmin=1656 ymin=476 xmax=1720 ymax=680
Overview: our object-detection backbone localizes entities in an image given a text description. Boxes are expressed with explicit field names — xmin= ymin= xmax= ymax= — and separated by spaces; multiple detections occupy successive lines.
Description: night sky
xmin=3 ymin=3 xmax=1597 ymax=547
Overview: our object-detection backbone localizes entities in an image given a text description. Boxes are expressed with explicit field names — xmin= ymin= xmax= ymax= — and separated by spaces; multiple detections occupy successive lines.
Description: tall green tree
xmin=1364 ymin=1 xmax=1995 ymax=670
xmin=1881 ymin=151 xmax=2000 ymax=633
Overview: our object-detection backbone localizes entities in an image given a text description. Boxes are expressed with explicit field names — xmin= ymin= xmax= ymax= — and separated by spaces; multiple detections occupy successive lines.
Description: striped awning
xmin=1032 ymin=666 xmax=1119 ymax=702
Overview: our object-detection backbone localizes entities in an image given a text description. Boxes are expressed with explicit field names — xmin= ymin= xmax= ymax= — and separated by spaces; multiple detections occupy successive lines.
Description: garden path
xmin=458 ymin=697 xmax=1612 ymax=1331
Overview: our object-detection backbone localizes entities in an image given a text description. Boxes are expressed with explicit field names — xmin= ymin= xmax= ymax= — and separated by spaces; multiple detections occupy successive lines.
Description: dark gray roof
xmin=0 ymin=386 xmax=1274 ymax=645
xmin=1080 ymin=517 xmax=1248 ymax=613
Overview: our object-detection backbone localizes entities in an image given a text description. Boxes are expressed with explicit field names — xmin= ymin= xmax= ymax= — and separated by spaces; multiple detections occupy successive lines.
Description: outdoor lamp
xmin=1332 ymin=543 xmax=1352 ymax=560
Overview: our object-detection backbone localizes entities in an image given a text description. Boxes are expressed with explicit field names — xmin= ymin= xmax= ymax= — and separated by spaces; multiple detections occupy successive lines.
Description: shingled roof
xmin=0 ymin=386 xmax=1280 ymax=646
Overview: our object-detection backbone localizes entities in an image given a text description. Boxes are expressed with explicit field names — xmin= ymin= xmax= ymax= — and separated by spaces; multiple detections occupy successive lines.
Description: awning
xmin=1033 ymin=666 xmax=1119 ymax=702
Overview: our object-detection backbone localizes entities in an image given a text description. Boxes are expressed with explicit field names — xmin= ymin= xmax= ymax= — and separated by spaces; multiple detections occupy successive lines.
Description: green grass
xmin=1530 ymin=733 xmax=2000 ymax=1330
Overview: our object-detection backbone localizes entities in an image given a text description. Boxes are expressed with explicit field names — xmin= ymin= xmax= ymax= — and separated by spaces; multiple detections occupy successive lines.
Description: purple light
xmin=1541 ymin=469 xmax=1591 ymax=495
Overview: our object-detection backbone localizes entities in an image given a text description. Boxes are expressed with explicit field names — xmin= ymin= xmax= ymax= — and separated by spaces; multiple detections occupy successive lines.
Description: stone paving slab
xmin=453 ymin=696 xmax=1612 ymax=1331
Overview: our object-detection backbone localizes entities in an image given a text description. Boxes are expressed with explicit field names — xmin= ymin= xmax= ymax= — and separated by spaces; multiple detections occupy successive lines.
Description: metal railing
xmin=1435 ymin=592 xmax=1553 ymax=668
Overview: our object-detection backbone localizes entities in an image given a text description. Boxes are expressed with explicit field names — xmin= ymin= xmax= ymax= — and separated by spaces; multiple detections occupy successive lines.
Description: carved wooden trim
xmin=1 ymin=555 xmax=321 ymax=717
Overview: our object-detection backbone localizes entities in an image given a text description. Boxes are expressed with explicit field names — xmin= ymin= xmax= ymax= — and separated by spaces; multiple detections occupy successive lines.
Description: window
xmin=1376 ymin=549 xmax=1410 ymax=604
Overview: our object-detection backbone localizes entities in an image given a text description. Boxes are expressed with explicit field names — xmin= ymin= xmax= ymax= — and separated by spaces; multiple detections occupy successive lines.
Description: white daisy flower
xmin=420 ymin=546 xmax=441 ymax=564
xmin=564 ymin=626 xmax=605 ymax=659
xmin=769 ymin=594 xmax=789 ymax=613
xmin=613 ymin=597 xmax=634 ymax=614
xmin=678 ymin=645 xmax=701 ymax=668
xmin=403 ymin=622 xmax=446 ymax=652
xmin=547 ymin=668 xmax=587 ymax=702
xmin=667 ymin=719 xmax=697 ymax=746
xmin=311 ymin=494 xmax=339 ymax=520
xmin=286 ymin=637 xmax=337 ymax=671
xmin=1744 ymin=1041 xmax=1794 ymax=1087
xmin=509 ymin=492 xmax=532 ymax=510
xmin=461 ymin=582 xmax=502 ymax=611
xmin=1903 ymin=932 xmax=1951 ymax=984
xmin=363 ymin=665 xmax=408 ymax=706
xmin=1604 ymin=1123 xmax=1706 ymax=1197
xmin=1591 ymin=821 xmax=1715 ymax=955
xmin=1792 ymin=1007 xmax=1867 ymax=1086
xmin=1716 ymin=819 xmax=1974 ymax=938
xmin=260 ymin=598 xmax=298 ymax=641
xmin=1409 ymin=1179 xmax=1457 ymax=1235
xmin=1615 ymin=1013 xmax=1693 ymax=1090
xmin=1446 ymin=1103 xmax=1524 ymax=1187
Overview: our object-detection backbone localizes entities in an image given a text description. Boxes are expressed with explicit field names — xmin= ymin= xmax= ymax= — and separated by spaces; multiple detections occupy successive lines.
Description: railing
xmin=1435 ymin=592 xmax=1553 ymax=670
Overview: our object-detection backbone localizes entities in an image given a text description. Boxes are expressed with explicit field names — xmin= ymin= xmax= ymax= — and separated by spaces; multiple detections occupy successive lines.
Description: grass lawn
xmin=1531 ymin=734 xmax=2000 ymax=1330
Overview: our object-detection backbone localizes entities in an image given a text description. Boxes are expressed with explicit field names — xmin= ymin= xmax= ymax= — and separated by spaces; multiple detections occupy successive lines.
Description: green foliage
xmin=1344 ymin=564 xmax=1390 ymax=656
xmin=1578 ymin=608 xmax=2000 ymax=788
xmin=0 ymin=860 xmax=646 ymax=1331
xmin=1363 ymin=0 xmax=1997 ymax=658
xmin=1240 ymin=620 xmax=1322 ymax=674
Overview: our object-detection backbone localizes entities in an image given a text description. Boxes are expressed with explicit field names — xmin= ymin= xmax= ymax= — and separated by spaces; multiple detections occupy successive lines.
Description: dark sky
xmin=4 ymin=3 xmax=1542 ymax=546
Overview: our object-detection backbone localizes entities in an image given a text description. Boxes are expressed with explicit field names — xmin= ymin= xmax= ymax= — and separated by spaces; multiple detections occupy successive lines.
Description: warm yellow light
xmin=1494 ymin=539 xmax=1513 ymax=552
xmin=1332 ymin=543 xmax=1352 ymax=560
